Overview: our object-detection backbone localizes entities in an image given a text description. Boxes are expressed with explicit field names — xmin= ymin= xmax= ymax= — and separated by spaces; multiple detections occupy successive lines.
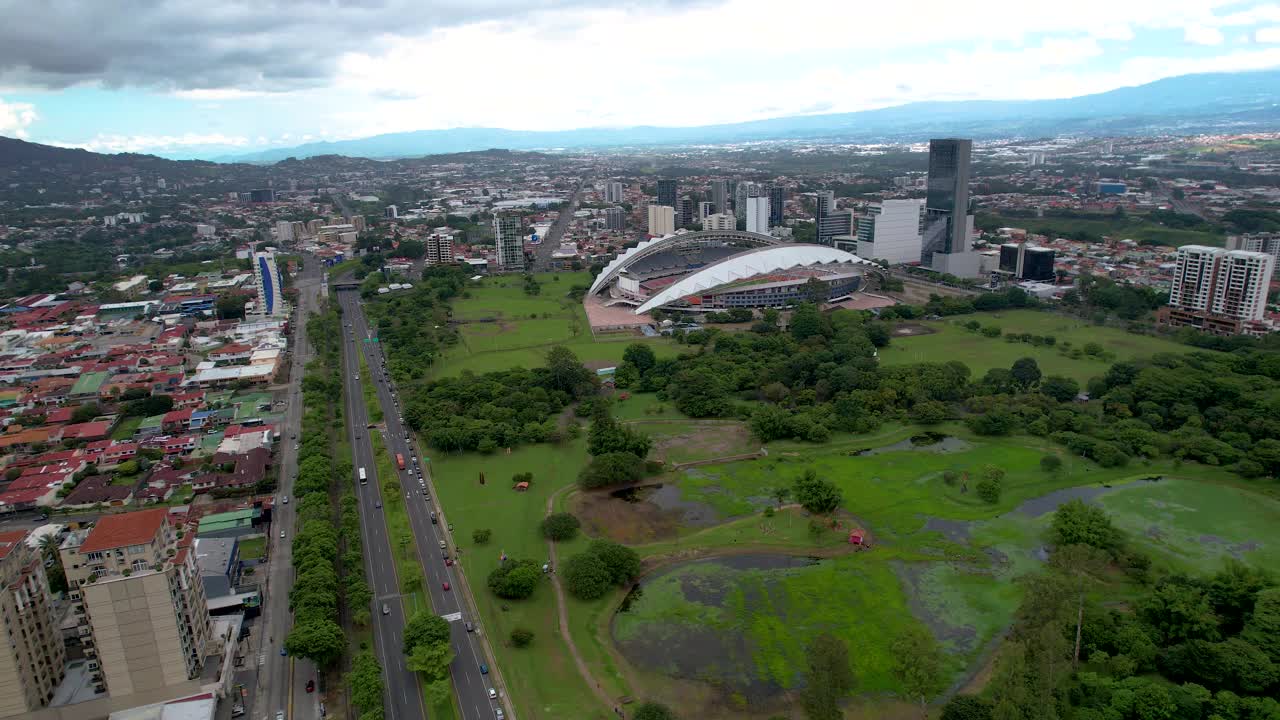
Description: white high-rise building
xmin=252 ymin=250 xmax=285 ymax=317
xmin=647 ymin=205 xmax=675 ymax=236
xmin=698 ymin=201 xmax=714 ymax=222
xmin=1169 ymin=246 xmax=1274 ymax=321
xmin=275 ymin=220 xmax=295 ymax=243
xmin=703 ymin=213 xmax=735 ymax=231
xmin=425 ymin=234 xmax=453 ymax=266
xmin=1226 ymin=233 xmax=1280 ymax=260
xmin=745 ymin=196 xmax=770 ymax=234
xmin=493 ymin=214 xmax=525 ymax=271
xmin=605 ymin=181 xmax=624 ymax=203
xmin=856 ymin=199 xmax=925 ymax=265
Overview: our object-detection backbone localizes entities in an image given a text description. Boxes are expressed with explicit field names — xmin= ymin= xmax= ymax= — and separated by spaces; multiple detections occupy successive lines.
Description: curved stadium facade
xmin=588 ymin=230 xmax=877 ymax=314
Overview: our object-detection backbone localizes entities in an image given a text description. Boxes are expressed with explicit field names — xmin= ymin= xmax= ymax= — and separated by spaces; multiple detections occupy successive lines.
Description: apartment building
xmin=1159 ymin=245 xmax=1276 ymax=335
xmin=0 ymin=531 xmax=64 ymax=718
xmin=59 ymin=509 xmax=212 ymax=699
xmin=424 ymin=234 xmax=453 ymax=266
xmin=647 ymin=205 xmax=675 ymax=236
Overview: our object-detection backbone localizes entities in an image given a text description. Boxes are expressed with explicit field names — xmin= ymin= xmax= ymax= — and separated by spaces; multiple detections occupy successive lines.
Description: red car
xmin=442 ymin=582 xmax=451 ymax=591
xmin=445 ymin=558 xmax=454 ymax=567
xmin=305 ymin=679 xmax=315 ymax=693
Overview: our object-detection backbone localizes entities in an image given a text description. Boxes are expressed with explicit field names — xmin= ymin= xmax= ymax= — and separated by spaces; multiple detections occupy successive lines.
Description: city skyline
xmin=2 ymin=0 xmax=1280 ymax=157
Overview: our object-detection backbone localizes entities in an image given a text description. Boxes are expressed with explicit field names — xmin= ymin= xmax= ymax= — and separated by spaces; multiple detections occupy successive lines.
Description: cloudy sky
xmin=2 ymin=0 xmax=1280 ymax=158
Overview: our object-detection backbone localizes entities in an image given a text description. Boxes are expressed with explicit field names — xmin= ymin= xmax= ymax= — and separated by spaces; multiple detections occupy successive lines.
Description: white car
xmin=279 ymin=530 xmax=286 ymax=539
xmin=488 ymin=688 xmax=498 ymax=699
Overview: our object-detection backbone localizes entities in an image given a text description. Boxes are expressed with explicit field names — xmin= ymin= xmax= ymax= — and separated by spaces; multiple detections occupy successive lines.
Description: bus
xmin=358 ymin=467 xmax=367 ymax=484
xmin=395 ymin=453 xmax=405 ymax=471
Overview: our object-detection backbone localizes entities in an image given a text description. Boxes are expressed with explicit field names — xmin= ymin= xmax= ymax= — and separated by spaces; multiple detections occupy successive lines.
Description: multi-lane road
xmin=255 ymin=258 xmax=323 ymax=720
xmin=335 ymin=285 xmax=510 ymax=720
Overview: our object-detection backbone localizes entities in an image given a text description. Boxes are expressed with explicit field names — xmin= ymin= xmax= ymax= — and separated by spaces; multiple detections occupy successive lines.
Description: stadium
xmin=586 ymin=230 xmax=879 ymax=317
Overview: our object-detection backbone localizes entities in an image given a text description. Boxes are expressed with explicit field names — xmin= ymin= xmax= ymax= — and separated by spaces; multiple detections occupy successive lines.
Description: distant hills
xmin=214 ymin=69 xmax=1280 ymax=163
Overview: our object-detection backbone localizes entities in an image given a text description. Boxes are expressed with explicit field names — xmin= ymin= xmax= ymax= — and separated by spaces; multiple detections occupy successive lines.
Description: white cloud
xmin=51 ymin=132 xmax=250 ymax=153
xmin=1184 ymin=25 xmax=1226 ymax=45
xmin=171 ymin=88 xmax=269 ymax=100
xmin=0 ymin=97 xmax=37 ymax=138
xmin=1256 ymin=25 xmax=1280 ymax=42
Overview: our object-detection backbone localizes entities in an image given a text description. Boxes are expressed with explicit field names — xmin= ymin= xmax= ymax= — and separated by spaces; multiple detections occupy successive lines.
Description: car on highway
xmin=438 ymin=540 xmax=446 ymax=550
xmin=488 ymin=688 xmax=498 ymax=699
xmin=496 ymin=709 xmax=505 ymax=720
xmin=306 ymin=679 xmax=315 ymax=693
xmin=276 ymin=711 xmax=285 ymax=720
xmin=442 ymin=581 xmax=450 ymax=591
xmin=465 ymin=621 xmax=474 ymax=632
xmin=445 ymin=558 xmax=453 ymax=567
xmin=279 ymin=530 xmax=285 ymax=538
xmin=280 ymin=647 xmax=288 ymax=656
xmin=281 ymin=496 xmax=289 ymax=504
xmin=382 ymin=603 xmax=390 ymax=615
xmin=374 ymin=501 xmax=381 ymax=509
xmin=479 ymin=663 xmax=489 ymax=675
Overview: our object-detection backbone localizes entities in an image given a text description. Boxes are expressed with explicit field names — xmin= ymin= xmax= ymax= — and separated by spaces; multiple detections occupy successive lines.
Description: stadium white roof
xmin=588 ymin=229 xmax=781 ymax=297
xmin=634 ymin=244 xmax=875 ymax=315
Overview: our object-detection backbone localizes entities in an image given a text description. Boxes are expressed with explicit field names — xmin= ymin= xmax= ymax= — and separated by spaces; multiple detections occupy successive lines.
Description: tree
xmin=801 ymin=633 xmax=855 ymax=720
xmin=487 ymin=559 xmax=541 ymax=600
xmin=407 ymin=639 xmax=454 ymax=680
xmin=473 ymin=528 xmax=492 ymax=545
xmin=285 ymin=618 xmax=345 ymax=667
xmin=793 ymin=469 xmax=842 ymax=514
xmin=544 ymin=345 xmax=595 ymax=397
xmin=510 ymin=627 xmax=534 ymax=648
xmin=578 ymin=452 xmax=643 ymax=489
xmin=976 ymin=478 xmax=1001 ymax=504
xmin=349 ymin=651 xmax=385 ymax=717
xmin=1049 ymin=544 xmax=1110 ymax=667
xmin=1040 ymin=375 xmax=1080 ymax=402
xmin=1040 ymin=455 xmax=1063 ymax=473
xmin=772 ymin=486 xmax=789 ymax=508
xmin=541 ymin=512 xmax=581 ymax=541
xmin=892 ymin=627 xmax=945 ymax=717
xmin=940 ymin=695 xmax=993 ymax=720
xmin=670 ymin=365 xmax=732 ymax=417
xmin=71 ymin=402 xmax=100 ymax=424
xmin=563 ymin=551 xmax=613 ymax=600
xmin=1010 ymin=357 xmax=1042 ymax=390
xmin=1140 ymin=581 xmax=1221 ymax=644
xmin=910 ymin=400 xmax=949 ymax=425
xmin=403 ymin=611 xmax=450 ymax=655
xmin=1243 ymin=588 xmax=1280 ymax=662
xmin=589 ymin=539 xmax=641 ymax=585
xmin=1050 ymin=499 xmax=1124 ymax=554
xmin=632 ymin=702 xmax=677 ymax=720
xmin=423 ymin=678 xmax=451 ymax=708
xmin=623 ymin=343 xmax=657 ymax=374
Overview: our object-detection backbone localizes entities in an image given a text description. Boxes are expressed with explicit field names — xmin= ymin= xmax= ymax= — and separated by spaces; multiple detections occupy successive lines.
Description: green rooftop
xmin=70 ymin=372 xmax=109 ymax=397
xmin=197 ymin=508 xmax=259 ymax=535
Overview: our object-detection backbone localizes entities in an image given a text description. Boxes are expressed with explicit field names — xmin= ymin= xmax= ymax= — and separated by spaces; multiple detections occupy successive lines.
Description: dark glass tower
xmin=656 ymin=179 xmax=678 ymax=210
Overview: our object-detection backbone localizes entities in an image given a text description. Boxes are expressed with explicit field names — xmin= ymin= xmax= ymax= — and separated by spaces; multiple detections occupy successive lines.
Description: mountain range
xmin=213 ymin=69 xmax=1280 ymax=163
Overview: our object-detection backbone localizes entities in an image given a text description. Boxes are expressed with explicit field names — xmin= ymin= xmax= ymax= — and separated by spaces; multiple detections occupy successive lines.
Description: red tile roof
xmin=78 ymin=508 xmax=168 ymax=554
xmin=0 ymin=530 xmax=27 ymax=560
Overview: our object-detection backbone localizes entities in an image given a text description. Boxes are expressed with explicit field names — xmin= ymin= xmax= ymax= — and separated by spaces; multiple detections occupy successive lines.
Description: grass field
xmin=880 ymin=310 xmax=1206 ymax=384
xmin=431 ymin=272 xmax=678 ymax=378
xmin=429 ymin=440 xmax=620 ymax=720
xmin=978 ymin=212 xmax=1224 ymax=247
xmin=238 ymin=536 xmax=266 ymax=560
xmin=111 ymin=416 xmax=142 ymax=440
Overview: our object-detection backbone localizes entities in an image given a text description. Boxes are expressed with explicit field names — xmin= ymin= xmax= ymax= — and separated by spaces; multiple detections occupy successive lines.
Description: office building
xmin=814 ymin=191 xmax=852 ymax=246
xmin=493 ymin=213 xmax=525 ymax=271
xmin=247 ymin=189 xmax=275 ymax=203
xmin=1227 ymin=233 xmax=1280 ymax=260
xmin=59 ymin=509 xmax=212 ymax=698
xmin=768 ymin=186 xmax=785 ymax=227
xmin=678 ymin=198 xmax=695 ymax=229
xmin=1159 ymin=245 xmax=1276 ymax=335
xmin=605 ymin=181 xmax=624 ymax=204
xmin=1093 ymin=181 xmax=1127 ymax=195
xmin=351 ymin=215 xmax=367 ymax=233
xmin=734 ymin=181 xmax=759 ymax=221
xmin=384 ymin=205 xmax=398 ymax=219
xmin=856 ymin=199 xmax=925 ymax=265
xmin=698 ymin=201 xmax=714 ymax=223
xmin=703 ymin=213 xmax=736 ymax=231
xmin=745 ymin=196 xmax=770 ymax=234
xmin=922 ymin=138 xmax=978 ymax=277
xmin=710 ymin=180 xmax=729 ymax=215
xmin=252 ymin=250 xmax=285 ymax=317
xmin=425 ymin=234 xmax=453 ymax=266
xmin=647 ymin=204 xmax=675 ymax=236
xmin=604 ymin=207 xmax=625 ymax=231
xmin=998 ymin=243 xmax=1056 ymax=281
xmin=0 ymin=531 xmax=64 ymax=718
xmin=656 ymin=179 xmax=678 ymax=211
xmin=274 ymin=221 xmax=294 ymax=243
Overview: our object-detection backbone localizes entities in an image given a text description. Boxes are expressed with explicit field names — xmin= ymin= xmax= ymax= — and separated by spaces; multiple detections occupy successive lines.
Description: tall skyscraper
xmin=384 ymin=204 xmax=399 ymax=219
xmin=59 ymin=509 xmax=212 ymax=698
xmin=275 ymin=220 xmax=295 ymax=243
xmin=734 ymin=181 xmax=759 ymax=221
xmin=814 ymin=191 xmax=851 ymax=246
xmin=710 ymin=180 xmax=729 ymax=215
xmin=493 ymin=213 xmax=525 ymax=271
xmin=604 ymin=207 xmax=626 ymax=231
xmin=253 ymin=250 xmax=285 ymax=317
xmin=746 ymin=196 xmax=771 ymax=234
xmin=647 ymin=205 xmax=675 ymax=236
xmin=605 ymin=181 xmax=624 ymax=203
xmin=656 ymin=179 xmax=678 ymax=210
xmin=425 ymin=234 xmax=454 ymax=265
xmin=677 ymin=198 xmax=695 ymax=229
xmin=768 ymin=185 xmax=786 ymax=227
xmin=0 ymin=531 xmax=64 ymax=717
xmin=855 ymin=199 xmax=925 ymax=264
xmin=998 ymin=243 xmax=1056 ymax=281
xmin=922 ymin=138 xmax=978 ymax=277
xmin=1160 ymin=245 xmax=1276 ymax=335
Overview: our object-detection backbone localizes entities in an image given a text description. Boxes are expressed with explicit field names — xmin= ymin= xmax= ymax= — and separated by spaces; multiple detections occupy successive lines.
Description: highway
xmin=532 ymin=180 xmax=585 ymax=270
xmin=338 ymin=289 xmax=510 ymax=720
xmin=255 ymin=257 xmax=323 ymax=720
xmin=335 ymin=288 xmax=427 ymax=720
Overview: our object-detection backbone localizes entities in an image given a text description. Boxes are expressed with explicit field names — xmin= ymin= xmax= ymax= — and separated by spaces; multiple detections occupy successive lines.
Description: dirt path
xmin=545 ymin=485 xmax=621 ymax=714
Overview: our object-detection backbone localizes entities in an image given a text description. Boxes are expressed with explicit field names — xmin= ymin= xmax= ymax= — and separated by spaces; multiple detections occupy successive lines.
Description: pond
xmin=848 ymin=432 xmax=972 ymax=456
